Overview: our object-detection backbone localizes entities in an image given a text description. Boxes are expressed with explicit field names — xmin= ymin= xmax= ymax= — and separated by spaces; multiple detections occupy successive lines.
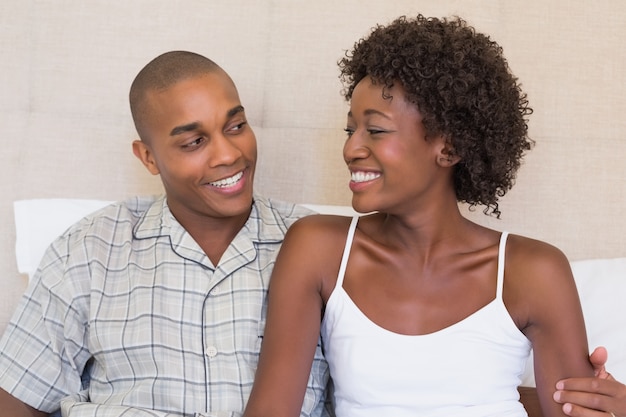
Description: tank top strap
xmin=496 ymin=231 xmax=509 ymax=299
xmin=335 ymin=216 xmax=359 ymax=289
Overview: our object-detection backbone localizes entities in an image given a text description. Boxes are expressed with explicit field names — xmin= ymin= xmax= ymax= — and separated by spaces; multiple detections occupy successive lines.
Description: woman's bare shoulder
xmin=293 ymin=213 xmax=356 ymax=226
xmin=274 ymin=215 xmax=360 ymax=297
xmin=503 ymin=234 xmax=579 ymax=333
xmin=505 ymin=233 xmax=571 ymax=277
xmin=504 ymin=234 xmax=576 ymax=309
xmin=277 ymin=214 xmax=358 ymax=263
xmin=286 ymin=214 xmax=357 ymax=240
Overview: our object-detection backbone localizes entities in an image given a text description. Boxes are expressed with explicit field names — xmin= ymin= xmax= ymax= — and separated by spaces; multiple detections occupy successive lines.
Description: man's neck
xmin=168 ymin=203 xmax=253 ymax=266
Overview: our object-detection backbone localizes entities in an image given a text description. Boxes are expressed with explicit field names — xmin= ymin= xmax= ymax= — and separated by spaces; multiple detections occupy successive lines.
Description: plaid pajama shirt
xmin=0 ymin=195 xmax=330 ymax=417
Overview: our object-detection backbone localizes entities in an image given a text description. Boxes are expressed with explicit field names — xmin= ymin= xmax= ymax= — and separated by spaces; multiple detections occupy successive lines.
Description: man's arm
xmin=554 ymin=347 xmax=626 ymax=417
xmin=0 ymin=389 xmax=47 ymax=417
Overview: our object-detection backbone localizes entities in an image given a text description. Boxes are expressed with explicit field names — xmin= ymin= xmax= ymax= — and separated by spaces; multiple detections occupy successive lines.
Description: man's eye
xmin=230 ymin=121 xmax=247 ymax=132
xmin=182 ymin=137 xmax=203 ymax=149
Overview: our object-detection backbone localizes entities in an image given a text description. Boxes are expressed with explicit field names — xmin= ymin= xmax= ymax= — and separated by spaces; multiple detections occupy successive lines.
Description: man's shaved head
xmin=129 ymin=51 xmax=230 ymax=141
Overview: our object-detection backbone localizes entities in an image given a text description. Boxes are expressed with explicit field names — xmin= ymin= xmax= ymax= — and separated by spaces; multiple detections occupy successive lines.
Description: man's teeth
xmin=210 ymin=171 xmax=244 ymax=188
xmin=351 ymin=171 xmax=381 ymax=183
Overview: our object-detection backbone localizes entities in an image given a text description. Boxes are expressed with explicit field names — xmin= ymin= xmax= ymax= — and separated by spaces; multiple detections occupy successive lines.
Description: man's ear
xmin=436 ymin=140 xmax=461 ymax=167
xmin=132 ymin=140 xmax=160 ymax=175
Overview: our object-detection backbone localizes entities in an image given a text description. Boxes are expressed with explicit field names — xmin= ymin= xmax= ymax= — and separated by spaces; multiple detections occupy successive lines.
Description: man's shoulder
xmin=30 ymin=196 xmax=164 ymax=287
xmin=61 ymin=195 xmax=163 ymax=240
xmin=253 ymin=196 xmax=314 ymax=224
xmin=245 ymin=196 xmax=313 ymax=244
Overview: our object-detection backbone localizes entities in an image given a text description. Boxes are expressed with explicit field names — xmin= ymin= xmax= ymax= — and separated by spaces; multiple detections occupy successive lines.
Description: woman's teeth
xmin=351 ymin=171 xmax=381 ymax=183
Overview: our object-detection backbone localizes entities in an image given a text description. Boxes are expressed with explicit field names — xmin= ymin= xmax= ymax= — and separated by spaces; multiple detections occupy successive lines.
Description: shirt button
xmin=211 ymin=286 xmax=220 ymax=294
xmin=205 ymin=346 xmax=218 ymax=357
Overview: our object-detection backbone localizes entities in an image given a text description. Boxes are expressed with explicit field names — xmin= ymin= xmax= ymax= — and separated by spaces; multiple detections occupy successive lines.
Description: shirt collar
xmin=133 ymin=194 xmax=294 ymax=245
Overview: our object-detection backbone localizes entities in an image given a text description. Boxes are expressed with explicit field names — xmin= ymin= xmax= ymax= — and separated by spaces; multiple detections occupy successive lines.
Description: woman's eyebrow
xmin=347 ymin=109 xmax=391 ymax=119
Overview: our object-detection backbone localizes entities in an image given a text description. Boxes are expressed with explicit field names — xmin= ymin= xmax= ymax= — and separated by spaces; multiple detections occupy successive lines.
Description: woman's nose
xmin=343 ymin=131 xmax=369 ymax=163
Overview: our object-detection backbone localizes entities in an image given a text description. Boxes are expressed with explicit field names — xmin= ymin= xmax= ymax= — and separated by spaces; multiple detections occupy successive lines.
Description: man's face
xmin=133 ymin=72 xmax=257 ymax=223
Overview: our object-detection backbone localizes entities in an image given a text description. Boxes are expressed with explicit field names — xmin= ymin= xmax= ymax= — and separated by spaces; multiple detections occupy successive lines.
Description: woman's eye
xmin=344 ymin=128 xmax=354 ymax=137
xmin=368 ymin=129 xmax=385 ymax=135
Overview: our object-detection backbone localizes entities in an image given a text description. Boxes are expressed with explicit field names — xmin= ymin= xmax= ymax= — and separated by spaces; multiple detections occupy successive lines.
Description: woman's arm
xmin=554 ymin=346 xmax=626 ymax=417
xmin=0 ymin=389 xmax=47 ymax=417
xmin=244 ymin=216 xmax=346 ymax=417
xmin=511 ymin=237 xmax=594 ymax=417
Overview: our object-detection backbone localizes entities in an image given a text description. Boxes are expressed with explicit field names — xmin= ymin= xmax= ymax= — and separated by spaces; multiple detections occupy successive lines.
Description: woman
xmin=244 ymin=15 xmax=593 ymax=417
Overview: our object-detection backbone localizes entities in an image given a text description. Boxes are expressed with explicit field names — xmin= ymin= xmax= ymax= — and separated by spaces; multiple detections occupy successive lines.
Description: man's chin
xmin=214 ymin=195 xmax=254 ymax=218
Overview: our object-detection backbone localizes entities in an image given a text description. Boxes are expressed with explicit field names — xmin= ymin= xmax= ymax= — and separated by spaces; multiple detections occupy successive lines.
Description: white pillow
xmin=14 ymin=199 xmax=113 ymax=280
xmin=521 ymin=257 xmax=626 ymax=386
xmin=300 ymin=203 xmax=358 ymax=216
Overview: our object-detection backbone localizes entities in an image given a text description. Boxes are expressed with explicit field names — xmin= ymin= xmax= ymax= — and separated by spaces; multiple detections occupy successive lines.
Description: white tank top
xmin=320 ymin=216 xmax=531 ymax=417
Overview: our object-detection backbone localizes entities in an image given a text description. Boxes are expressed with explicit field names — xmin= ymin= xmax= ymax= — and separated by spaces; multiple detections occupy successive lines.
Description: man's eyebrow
xmin=170 ymin=122 xmax=200 ymax=136
xmin=228 ymin=105 xmax=245 ymax=118
xmin=169 ymin=106 xmax=245 ymax=137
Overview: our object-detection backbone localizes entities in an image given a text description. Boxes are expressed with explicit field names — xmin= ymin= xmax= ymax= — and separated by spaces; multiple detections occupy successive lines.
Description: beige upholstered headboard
xmin=2 ymin=1 xmax=625 ymax=332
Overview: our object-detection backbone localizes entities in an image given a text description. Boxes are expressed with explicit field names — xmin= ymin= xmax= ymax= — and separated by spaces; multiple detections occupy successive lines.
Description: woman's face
xmin=343 ymin=76 xmax=451 ymax=215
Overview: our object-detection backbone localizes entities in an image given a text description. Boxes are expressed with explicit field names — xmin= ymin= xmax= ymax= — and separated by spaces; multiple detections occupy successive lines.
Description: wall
xmin=1 ymin=0 xmax=625 ymax=332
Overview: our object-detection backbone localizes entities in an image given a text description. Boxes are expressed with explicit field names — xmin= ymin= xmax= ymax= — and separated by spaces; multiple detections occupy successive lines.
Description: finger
xmin=590 ymin=347 xmax=608 ymax=366
xmin=554 ymin=389 xmax=612 ymax=411
xmin=557 ymin=378 xmax=623 ymax=398
xmin=589 ymin=347 xmax=609 ymax=378
xmin=561 ymin=402 xmax=610 ymax=417
xmin=595 ymin=366 xmax=610 ymax=379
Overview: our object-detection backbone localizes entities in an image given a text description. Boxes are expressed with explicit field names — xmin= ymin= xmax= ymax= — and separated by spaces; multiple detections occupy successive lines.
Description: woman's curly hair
xmin=339 ymin=15 xmax=534 ymax=217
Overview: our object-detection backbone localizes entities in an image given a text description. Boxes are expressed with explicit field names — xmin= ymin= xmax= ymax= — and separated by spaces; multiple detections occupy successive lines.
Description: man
xmin=0 ymin=51 xmax=328 ymax=416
